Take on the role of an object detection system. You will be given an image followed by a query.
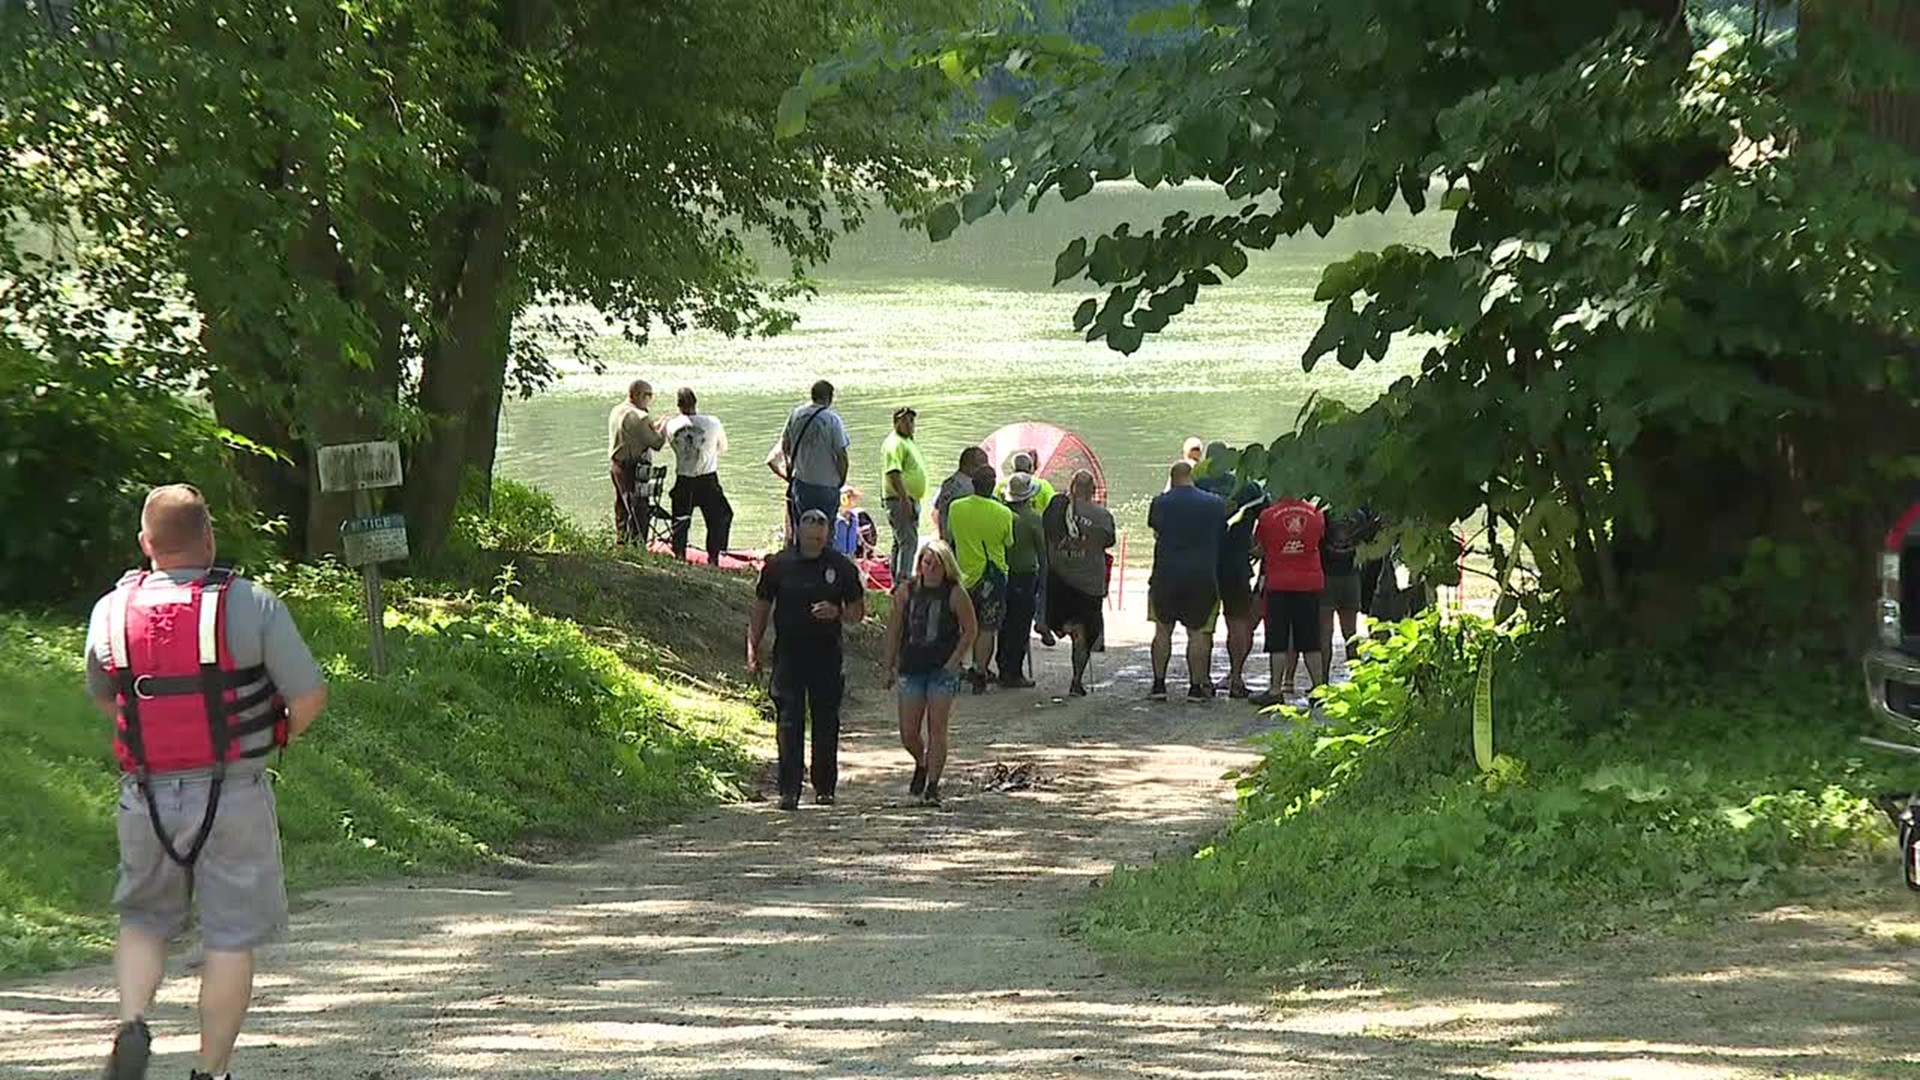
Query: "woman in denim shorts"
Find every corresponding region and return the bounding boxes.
[884,539,978,806]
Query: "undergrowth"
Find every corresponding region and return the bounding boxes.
[0,556,757,976]
[1078,612,1900,984]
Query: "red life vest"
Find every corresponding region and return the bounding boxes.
[104,566,289,776]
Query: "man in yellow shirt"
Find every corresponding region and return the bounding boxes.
[880,407,928,586]
[945,468,1013,694]
[607,379,665,544]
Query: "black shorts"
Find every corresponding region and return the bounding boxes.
[1045,573,1106,650]
[1149,577,1220,632]
[1264,591,1321,654]
[1219,570,1256,621]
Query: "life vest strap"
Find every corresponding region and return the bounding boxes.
[124,664,271,700]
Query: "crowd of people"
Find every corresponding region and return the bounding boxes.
[610,378,1409,810]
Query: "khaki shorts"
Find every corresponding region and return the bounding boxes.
[115,771,289,951]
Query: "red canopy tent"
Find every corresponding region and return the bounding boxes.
[979,422,1107,503]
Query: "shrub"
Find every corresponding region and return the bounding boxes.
[1078,612,1896,982]
[0,343,266,604]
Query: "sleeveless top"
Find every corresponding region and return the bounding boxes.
[900,581,963,675]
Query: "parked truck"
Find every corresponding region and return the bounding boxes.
[1866,502,1920,890]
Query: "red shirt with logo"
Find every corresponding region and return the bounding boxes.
[1254,499,1327,593]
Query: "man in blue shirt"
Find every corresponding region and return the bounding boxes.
[1198,442,1269,699]
[1146,460,1227,700]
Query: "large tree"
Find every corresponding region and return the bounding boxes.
[0,0,977,559]
[790,0,1920,645]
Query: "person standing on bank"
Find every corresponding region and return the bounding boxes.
[935,445,989,543]
[1043,470,1116,697]
[782,379,851,531]
[89,485,328,1080]
[1146,460,1228,701]
[1198,442,1270,700]
[996,472,1047,689]
[880,406,928,587]
[945,467,1014,694]
[663,387,734,566]
[747,508,866,810]
[883,539,978,807]
[1250,489,1327,708]
[608,379,665,544]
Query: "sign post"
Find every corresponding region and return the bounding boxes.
[319,441,406,676]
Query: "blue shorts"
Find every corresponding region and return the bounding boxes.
[898,668,962,702]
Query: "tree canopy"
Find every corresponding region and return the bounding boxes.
[787,0,1920,645]
[0,0,984,561]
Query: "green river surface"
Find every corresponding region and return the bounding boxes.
[497,184,1450,555]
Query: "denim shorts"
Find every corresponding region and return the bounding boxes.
[898,668,962,701]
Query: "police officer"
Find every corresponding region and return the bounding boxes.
[746,507,865,809]
[88,485,328,1080]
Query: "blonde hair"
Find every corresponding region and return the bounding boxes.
[914,539,962,587]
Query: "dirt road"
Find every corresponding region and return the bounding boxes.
[5,607,1916,1079]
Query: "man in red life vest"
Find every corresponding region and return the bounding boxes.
[86,485,328,1080]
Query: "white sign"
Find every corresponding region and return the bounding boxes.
[340,514,409,566]
[318,441,403,493]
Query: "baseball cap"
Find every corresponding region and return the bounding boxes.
[893,406,917,420]
[798,508,831,525]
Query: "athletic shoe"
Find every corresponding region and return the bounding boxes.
[778,794,800,811]
[922,782,942,807]
[1068,681,1088,697]
[102,1019,150,1080]
[909,766,927,796]
[1248,690,1286,708]
[1187,682,1215,700]
[1148,680,1168,701]
[1228,681,1251,700]
[999,674,1036,689]
[815,793,836,806]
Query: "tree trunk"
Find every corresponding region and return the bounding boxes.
[461,306,514,508]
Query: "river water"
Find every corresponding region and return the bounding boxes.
[496,184,1448,554]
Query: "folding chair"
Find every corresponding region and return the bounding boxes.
[641,464,675,548]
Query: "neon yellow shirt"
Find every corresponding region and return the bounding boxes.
[946,494,1014,587]
[880,433,928,502]
[996,476,1057,513]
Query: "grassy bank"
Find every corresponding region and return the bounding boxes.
[0,542,766,976]
[1078,613,1907,986]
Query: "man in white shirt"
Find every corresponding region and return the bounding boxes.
[662,387,734,565]
[782,379,851,537]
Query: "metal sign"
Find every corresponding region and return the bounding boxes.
[318,441,404,493]
[340,514,409,567]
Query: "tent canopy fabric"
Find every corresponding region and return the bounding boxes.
[979,422,1107,504]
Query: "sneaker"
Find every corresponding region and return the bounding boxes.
[1148,680,1168,702]
[1248,690,1286,708]
[922,782,942,807]
[1187,683,1215,700]
[102,1019,150,1080]
[909,765,927,796]
[815,793,836,806]
[1228,681,1251,700]
[999,674,1036,689]
[1068,681,1088,697]
[778,793,800,812]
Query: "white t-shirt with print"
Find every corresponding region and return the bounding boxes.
[663,413,728,477]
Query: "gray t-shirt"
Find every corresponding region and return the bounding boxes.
[87,568,325,776]
[1044,498,1117,597]
[782,403,850,488]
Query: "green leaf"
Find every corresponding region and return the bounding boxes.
[1217,246,1249,279]
[986,95,1019,126]
[1072,297,1099,330]
[1132,143,1167,188]
[773,86,809,141]
[1054,238,1089,285]
[937,50,970,86]
[961,190,998,224]
[926,203,961,243]
[1058,168,1095,201]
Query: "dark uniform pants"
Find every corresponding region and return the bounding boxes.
[670,472,734,562]
[998,570,1039,678]
[772,648,843,799]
